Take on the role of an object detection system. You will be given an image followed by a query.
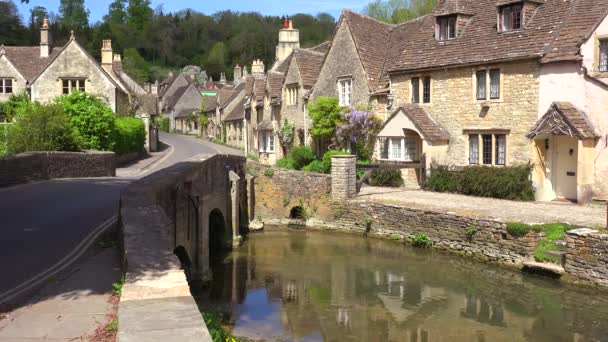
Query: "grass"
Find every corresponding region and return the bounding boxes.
[112,275,125,295]
[106,320,118,331]
[203,312,241,342]
[507,222,575,264]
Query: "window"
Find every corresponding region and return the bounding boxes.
[62,79,86,94]
[338,78,352,106]
[500,4,523,32]
[422,76,431,103]
[286,85,298,105]
[0,79,13,94]
[468,133,507,165]
[411,77,420,103]
[259,131,275,153]
[437,16,457,41]
[600,39,608,72]
[381,137,418,162]
[475,69,501,100]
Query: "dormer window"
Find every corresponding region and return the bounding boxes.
[436,15,457,41]
[500,3,523,31]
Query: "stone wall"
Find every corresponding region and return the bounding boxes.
[334,200,541,264]
[564,228,608,287]
[0,151,115,187]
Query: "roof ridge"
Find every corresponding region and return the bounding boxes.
[295,48,325,56]
[344,8,396,27]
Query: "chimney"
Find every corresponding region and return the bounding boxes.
[243,66,249,78]
[220,72,226,84]
[40,17,51,58]
[251,59,265,75]
[275,18,300,65]
[234,64,242,83]
[101,40,113,73]
[151,80,159,95]
[112,54,123,74]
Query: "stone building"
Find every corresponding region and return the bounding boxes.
[0,18,154,116]
[161,81,203,134]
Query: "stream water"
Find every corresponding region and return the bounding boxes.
[195,227,608,342]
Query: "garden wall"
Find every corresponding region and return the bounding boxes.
[564,229,608,287]
[0,151,115,187]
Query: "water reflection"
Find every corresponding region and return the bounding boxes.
[194,228,608,342]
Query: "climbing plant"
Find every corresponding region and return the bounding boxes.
[277,119,295,155]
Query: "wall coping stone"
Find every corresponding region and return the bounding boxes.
[567,228,601,237]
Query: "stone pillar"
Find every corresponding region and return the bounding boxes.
[246,174,255,222]
[331,155,357,201]
[229,171,243,247]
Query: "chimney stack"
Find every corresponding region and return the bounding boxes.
[40,17,51,58]
[243,66,249,78]
[275,18,300,66]
[101,40,113,73]
[234,64,242,83]
[251,59,265,75]
[112,54,123,74]
[220,72,226,84]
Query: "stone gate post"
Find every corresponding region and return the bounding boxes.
[229,171,243,247]
[331,155,357,201]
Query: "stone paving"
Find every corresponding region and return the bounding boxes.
[357,186,607,228]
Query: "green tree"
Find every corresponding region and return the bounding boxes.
[364,0,435,24]
[123,48,151,83]
[307,97,344,141]
[105,0,127,25]
[127,0,153,31]
[0,1,27,45]
[59,0,90,31]
[29,6,48,28]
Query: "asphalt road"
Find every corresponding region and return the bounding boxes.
[0,133,224,296]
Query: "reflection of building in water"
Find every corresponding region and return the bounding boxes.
[461,294,506,327]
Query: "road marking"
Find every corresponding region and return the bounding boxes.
[0,215,118,308]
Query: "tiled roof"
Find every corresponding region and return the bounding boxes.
[274,53,294,74]
[267,71,284,100]
[203,95,217,112]
[342,10,392,91]
[528,102,599,139]
[384,105,450,142]
[224,98,246,121]
[308,41,331,54]
[254,76,266,101]
[293,49,325,88]
[385,0,608,73]
[175,108,198,119]
[245,75,255,97]
[257,119,273,130]
[165,85,189,110]
[0,46,62,82]
[137,94,159,115]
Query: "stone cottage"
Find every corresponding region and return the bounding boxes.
[161,81,203,134]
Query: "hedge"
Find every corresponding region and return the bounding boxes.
[368,168,404,187]
[114,117,145,155]
[159,117,170,133]
[424,165,535,201]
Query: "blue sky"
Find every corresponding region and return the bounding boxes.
[16,0,369,23]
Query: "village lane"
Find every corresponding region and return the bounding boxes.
[0,133,240,302]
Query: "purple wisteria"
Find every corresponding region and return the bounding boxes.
[336,107,382,158]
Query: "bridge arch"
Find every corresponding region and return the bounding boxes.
[209,208,229,261]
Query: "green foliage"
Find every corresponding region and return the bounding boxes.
[202,312,240,342]
[0,92,30,123]
[424,165,535,201]
[114,116,145,155]
[506,222,534,237]
[277,119,295,154]
[56,92,117,151]
[302,160,325,173]
[112,275,125,295]
[466,226,477,241]
[276,157,296,169]
[6,102,81,155]
[264,168,274,177]
[290,146,316,170]
[247,153,259,162]
[107,320,118,331]
[368,168,404,187]
[364,0,436,24]
[59,0,90,31]
[159,117,170,133]
[321,150,349,173]
[123,48,150,84]
[307,97,344,140]
[412,233,432,248]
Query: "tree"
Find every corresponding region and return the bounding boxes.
[59,0,89,31]
[105,0,127,25]
[0,1,27,45]
[364,0,435,24]
[127,0,153,31]
[29,6,48,28]
[307,97,344,141]
[123,48,151,83]
[181,65,208,85]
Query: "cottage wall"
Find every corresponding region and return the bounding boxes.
[0,55,27,103]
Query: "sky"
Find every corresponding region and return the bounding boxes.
[15,0,370,23]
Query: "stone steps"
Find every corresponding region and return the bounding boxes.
[522,261,565,278]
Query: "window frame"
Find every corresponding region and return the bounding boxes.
[0,78,13,94]
[436,15,457,41]
[259,131,275,153]
[61,78,86,95]
[380,136,419,162]
[411,77,420,103]
[467,132,508,166]
[599,38,608,72]
[338,78,353,107]
[500,3,523,32]
[286,84,299,106]
[473,68,502,102]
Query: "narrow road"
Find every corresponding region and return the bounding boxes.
[0,133,237,298]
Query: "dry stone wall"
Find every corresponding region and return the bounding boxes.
[565,229,608,287]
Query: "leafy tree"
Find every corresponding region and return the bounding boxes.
[0,92,31,123]
[123,48,150,83]
[59,0,89,31]
[0,0,27,45]
[307,97,344,141]
[105,0,127,25]
[364,0,435,24]
[182,65,208,85]
[127,0,153,31]
[29,6,48,28]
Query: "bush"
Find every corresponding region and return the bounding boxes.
[290,145,316,170]
[114,117,145,155]
[264,168,274,177]
[0,92,30,122]
[320,150,349,174]
[412,233,432,248]
[276,157,296,170]
[302,160,325,173]
[6,102,81,155]
[56,92,117,151]
[159,117,170,133]
[202,312,240,342]
[368,168,404,187]
[424,165,535,201]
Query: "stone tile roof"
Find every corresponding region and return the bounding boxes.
[384,105,450,142]
[267,71,284,100]
[254,76,266,102]
[0,46,62,82]
[293,49,325,88]
[528,102,599,139]
[219,81,245,109]
[274,54,294,74]
[165,85,189,111]
[224,98,245,122]
[137,94,159,115]
[308,41,331,54]
[203,95,217,113]
[342,10,393,91]
[257,119,273,130]
[385,0,608,73]
[175,108,198,119]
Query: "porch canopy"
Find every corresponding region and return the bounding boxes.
[379,104,450,142]
[527,102,599,140]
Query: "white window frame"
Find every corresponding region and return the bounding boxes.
[259,131,275,153]
[599,39,608,72]
[436,15,457,41]
[286,84,298,106]
[338,78,352,106]
[467,133,507,166]
[0,78,13,94]
[473,68,502,101]
[381,137,418,162]
[61,78,86,94]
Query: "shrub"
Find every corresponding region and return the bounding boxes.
[114,117,145,155]
[0,92,30,122]
[412,233,432,248]
[368,168,404,187]
[506,222,534,237]
[290,145,316,170]
[202,312,240,342]
[321,150,349,174]
[264,168,274,177]
[276,157,296,170]
[159,117,170,133]
[56,91,117,151]
[424,165,535,201]
[466,226,477,241]
[6,102,81,155]
[302,160,325,173]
